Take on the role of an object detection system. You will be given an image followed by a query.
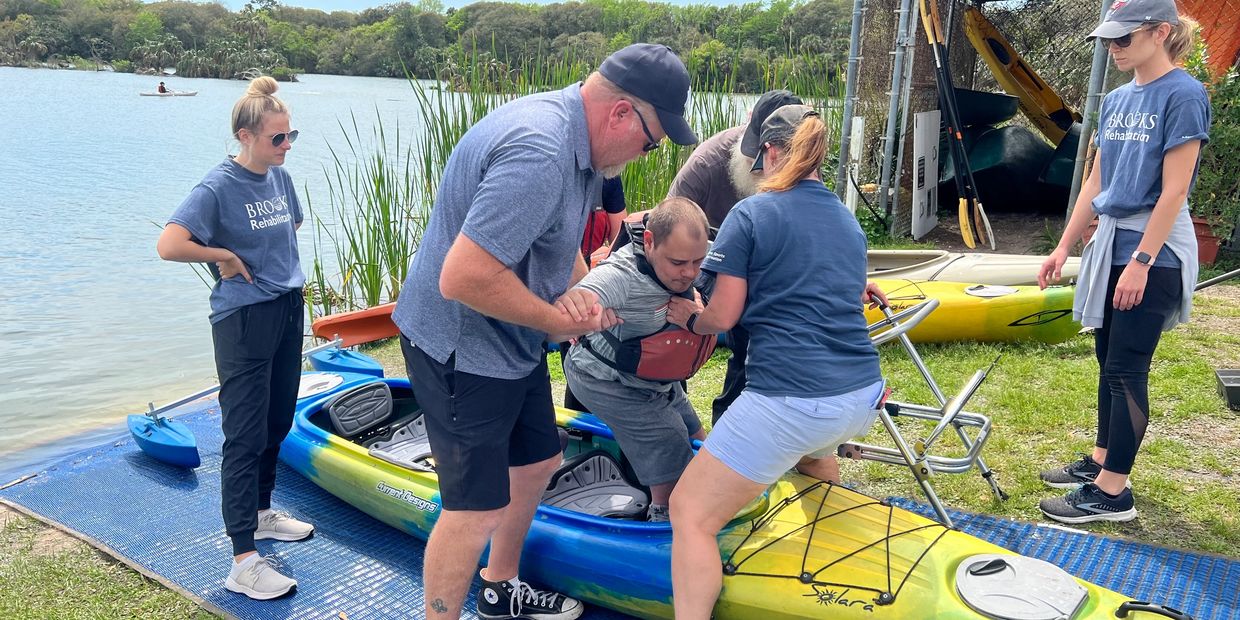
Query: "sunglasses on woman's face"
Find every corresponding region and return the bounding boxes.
[1101,27,1149,49]
[267,129,299,147]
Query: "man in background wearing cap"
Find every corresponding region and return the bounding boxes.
[666,90,804,429]
[391,43,695,620]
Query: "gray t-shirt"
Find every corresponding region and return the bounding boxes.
[666,126,745,229]
[168,158,304,323]
[1093,69,1211,267]
[568,244,681,392]
[392,84,600,379]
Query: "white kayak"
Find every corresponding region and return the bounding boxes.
[139,91,198,97]
[868,249,1079,286]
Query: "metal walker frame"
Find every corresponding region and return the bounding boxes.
[839,299,1007,527]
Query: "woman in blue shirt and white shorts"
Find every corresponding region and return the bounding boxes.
[664,104,886,618]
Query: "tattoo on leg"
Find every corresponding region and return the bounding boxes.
[431,599,448,614]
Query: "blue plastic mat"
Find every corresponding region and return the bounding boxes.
[3,402,1237,620]
[0,403,631,620]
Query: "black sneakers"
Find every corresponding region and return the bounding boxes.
[477,574,584,620]
[1039,454,1103,489]
[1039,483,1138,524]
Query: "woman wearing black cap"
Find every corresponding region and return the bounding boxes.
[1037,0,1210,524]
[663,105,887,617]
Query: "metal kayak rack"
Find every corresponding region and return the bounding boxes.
[840,299,1006,528]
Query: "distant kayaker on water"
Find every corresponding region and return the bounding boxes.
[390,43,696,620]
[664,105,888,618]
[1037,0,1210,525]
[156,76,311,601]
[561,197,712,523]
[157,81,168,93]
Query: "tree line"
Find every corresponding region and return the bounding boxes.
[0,0,853,90]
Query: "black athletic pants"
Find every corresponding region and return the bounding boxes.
[1094,265,1182,476]
[711,324,749,424]
[212,289,304,556]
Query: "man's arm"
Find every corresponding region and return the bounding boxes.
[439,233,609,337]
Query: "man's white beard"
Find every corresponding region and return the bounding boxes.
[727,138,761,199]
[599,164,626,179]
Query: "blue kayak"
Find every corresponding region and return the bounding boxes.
[127,414,200,468]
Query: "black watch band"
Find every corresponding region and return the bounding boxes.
[685,313,700,335]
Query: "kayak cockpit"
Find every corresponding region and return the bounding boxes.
[305,378,769,524]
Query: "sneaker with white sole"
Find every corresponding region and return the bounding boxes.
[225,555,297,600]
[254,509,314,542]
[1039,454,1103,489]
[477,573,584,620]
[1040,455,1132,490]
[1039,483,1137,524]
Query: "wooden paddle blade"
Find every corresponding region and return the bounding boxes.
[958,197,977,249]
[974,200,996,250]
[917,0,938,45]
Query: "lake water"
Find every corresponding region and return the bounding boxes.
[0,67,434,474]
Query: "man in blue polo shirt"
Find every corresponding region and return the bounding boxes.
[392,44,696,620]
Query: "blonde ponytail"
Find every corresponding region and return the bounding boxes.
[758,116,828,193]
[1165,15,1200,65]
[231,76,289,138]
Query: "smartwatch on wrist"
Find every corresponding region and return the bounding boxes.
[1131,250,1155,267]
[685,312,700,335]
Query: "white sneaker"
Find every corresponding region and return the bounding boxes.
[254,509,314,542]
[225,555,297,600]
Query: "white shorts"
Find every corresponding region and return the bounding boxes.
[704,380,885,485]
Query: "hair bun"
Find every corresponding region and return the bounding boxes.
[246,76,279,97]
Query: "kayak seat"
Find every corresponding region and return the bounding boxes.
[542,450,649,519]
[327,381,393,440]
[367,413,434,472]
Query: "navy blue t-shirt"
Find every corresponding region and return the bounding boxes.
[169,158,305,323]
[1093,69,1211,267]
[703,180,880,398]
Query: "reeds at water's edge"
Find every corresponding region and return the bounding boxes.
[306,48,846,319]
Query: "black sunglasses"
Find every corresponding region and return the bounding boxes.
[1101,27,1150,49]
[268,129,299,147]
[628,103,661,152]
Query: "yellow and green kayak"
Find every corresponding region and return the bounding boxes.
[281,372,1175,619]
[867,279,1080,344]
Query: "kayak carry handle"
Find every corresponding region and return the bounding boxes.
[1115,601,1194,620]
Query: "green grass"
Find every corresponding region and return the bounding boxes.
[0,510,217,619]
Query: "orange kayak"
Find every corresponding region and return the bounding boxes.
[311,302,397,347]
[1180,0,1240,79]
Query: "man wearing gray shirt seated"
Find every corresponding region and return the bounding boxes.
[561,198,712,522]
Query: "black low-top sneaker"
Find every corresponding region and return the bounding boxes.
[1040,483,1137,524]
[1039,454,1103,489]
[477,574,584,620]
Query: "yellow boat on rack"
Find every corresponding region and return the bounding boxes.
[963,7,1081,144]
[866,279,1079,344]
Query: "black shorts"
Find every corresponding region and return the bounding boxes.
[401,336,561,511]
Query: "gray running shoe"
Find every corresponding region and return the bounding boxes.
[1039,483,1137,524]
[1039,454,1102,489]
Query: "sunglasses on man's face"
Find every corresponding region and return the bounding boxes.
[1101,27,1150,49]
[267,129,299,147]
[628,103,661,152]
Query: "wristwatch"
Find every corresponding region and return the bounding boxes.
[1131,250,1156,266]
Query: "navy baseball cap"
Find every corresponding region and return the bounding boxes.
[739,90,803,158]
[1088,0,1180,40]
[750,105,820,172]
[598,44,697,146]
